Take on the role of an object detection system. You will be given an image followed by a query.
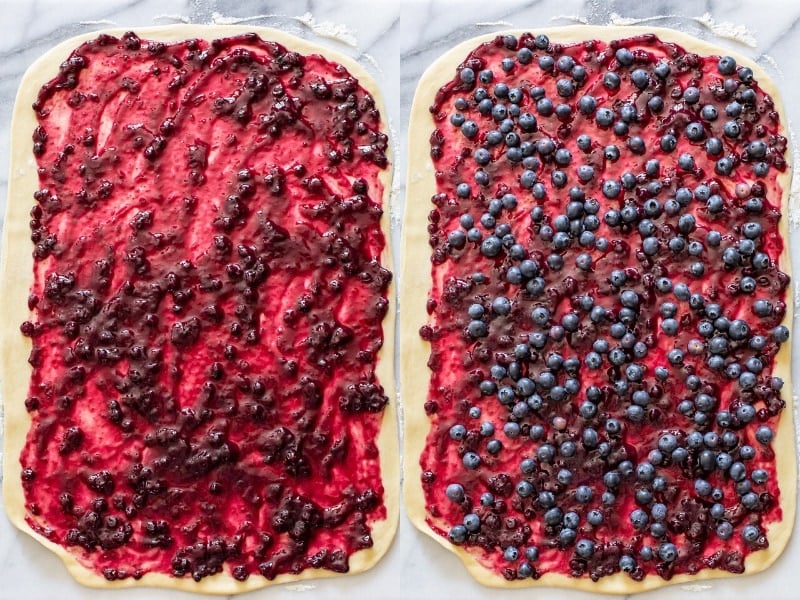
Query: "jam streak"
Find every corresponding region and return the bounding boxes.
[420,33,789,582]
[22,31,391,583]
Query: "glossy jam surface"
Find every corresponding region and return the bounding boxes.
[420,33,789,582]
[22,32,391,582]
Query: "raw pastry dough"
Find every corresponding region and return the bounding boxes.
[402,25,793,593]
[1,25,397,594]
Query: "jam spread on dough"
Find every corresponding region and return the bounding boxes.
[21,31,391,582]
[420,33,790,582]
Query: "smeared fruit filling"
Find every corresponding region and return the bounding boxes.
[420,32,790,582]
[20,31,391,582]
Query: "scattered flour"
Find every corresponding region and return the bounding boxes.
[550,12,758,48]
[607,12,675,26]
[475,21,515,27]
[693,12,757,47]
[787,121,800,230]
[78,19,116,26]
[293,12,358,47]
[681,583,713,592]
[209,12,279,26]
[550,15,589,25]
[361,52,382,72]
[794,280,800,310]
[285,583,316,592]
[152,14,190,24]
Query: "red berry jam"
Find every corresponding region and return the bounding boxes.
[21,31,391,583]
[418,32,790,583]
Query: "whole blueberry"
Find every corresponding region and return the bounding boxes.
[462,452,481,469]
[705,137,723,155]
[575,485,593,503]
[742,524,760,544]
[774,325,790,343]
[630,508,649,530]
[445,483,465,502]
[449,525,467,543]
[596,107,615,127]
[658,542,678,562]
[461,120,479,139]
[576,539,595,558]
[755,425,774,444]
[685,121,705,141]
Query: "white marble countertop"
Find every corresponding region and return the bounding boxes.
[2,0,800,598]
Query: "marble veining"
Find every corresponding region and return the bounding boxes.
[2,0,800,599]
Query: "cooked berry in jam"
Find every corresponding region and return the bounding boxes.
[22,31,391,582]
[420,32,789,582]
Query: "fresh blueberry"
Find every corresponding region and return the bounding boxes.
[480,236,503,257]
[459,68,476,85]
[658,542,678,562]
[449,524,467,543]
[575,539,595,558]
[685,121,705,141]
[605,418,622,435]
[683,86,700,104]
[631,68,649,89]
[536,97,554,117]
[678,153,695,171]
[650,95,665,114]
[742,524,760,544]
[747,140,768,160]
[630,508,649,530]
[445,483,465,502]
[486,439,502,454]
[620,554,637,572]
[738,66,754,83]
[774,325,790,343]
[755,425,774,444]
[701,104,719,121]
[461,120,479,139]
[462,452,481,470]
[628,136,646,154]
[723,120,741,138]
[615,47,634,65]
[667,348,684,365]
[705,136,723,155]
[449,424,467,441]
[654,60,671,78]
[718,55,737,75]
[596,107,615,127]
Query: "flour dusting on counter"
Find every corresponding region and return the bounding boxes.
[361,52,381,72]
[78,19,116,26]
[550,11,758,48]
[294,12,358,47]
[153,14,190,24]
[285,583,316,592]
[694,12,757,47]
[794,280,800,309]
[550,15,589,24]
[681,583,713,592]
[475,21,515,27]
[607,13,674,25]
[210,12,278,25]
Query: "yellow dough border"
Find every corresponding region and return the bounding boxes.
[1,25,398,595]
[401,25,794,594]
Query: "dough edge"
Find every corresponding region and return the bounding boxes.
[0,24,399,595]
[401,24,795,594]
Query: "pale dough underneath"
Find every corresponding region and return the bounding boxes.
[401,25,794,594]
[0,25,398,595]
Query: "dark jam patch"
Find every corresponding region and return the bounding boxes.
[22,31,391,582]
[421,32,789,582]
